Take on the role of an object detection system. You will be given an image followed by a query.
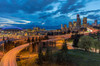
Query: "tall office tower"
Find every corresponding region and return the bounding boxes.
[64,24,67,31]
[61,24,63,30]
[73,21,77,27]
[94,20,97,26]
[77,14,81,28]
[92,20,98,26]
[73,21,77,30]
[64,24,67,29]
[83,17,87,28]
[69,22,73,30]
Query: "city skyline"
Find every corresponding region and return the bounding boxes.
[0,1,100,66]
[0,0,100,29]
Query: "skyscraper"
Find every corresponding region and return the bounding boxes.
[83,17,87,28]
[76,14,81,28]
[61,24,63,30]
[69,22,73,30]
[94,20,98,26]
[73,21,77,27]
[61,24,67,31]
[72,21,77,30]
[64,24,67,29]
[92,20,98,26]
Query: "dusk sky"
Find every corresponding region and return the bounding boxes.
[0,0,100,29]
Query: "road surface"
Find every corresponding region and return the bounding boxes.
[0,28,99,66]
[0,43,29,66]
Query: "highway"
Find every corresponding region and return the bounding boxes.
[0,43,29,66]
[0,27,99,66]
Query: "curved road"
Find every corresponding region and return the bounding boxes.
[0,43,29,66]
[0,28,99,66]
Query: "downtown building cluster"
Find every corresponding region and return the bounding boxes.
[61,14,98,32]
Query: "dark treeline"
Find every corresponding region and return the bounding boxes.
[36,40,75,66]
[4,38,15,52]
[27,35,49,53]
[71,33,84,47]
[72,31,100,53]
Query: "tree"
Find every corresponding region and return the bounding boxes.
[53,41,56,47]
[29,43,33,53]
[89,33,92,37]
[57,40,69,64]
[27,37,30,43]
[45,46,52,62]
[35,37,38,42]
[4,41,7,51]
[61,39,68,52]
[89,33,96,39]
[4,40,14,51]
[92,39,100,53]
[78,36,93,51]
[92,40,99,52]
[38,46,43,64]
[32,42,37,52]
[32,43,35,52]
[73,33,80,47]
[97,32,100,41]
[39,37,41,42]
[98,41,100,53]
[3,36,5,41]
[32,37,34,42]
[45,35,48,39]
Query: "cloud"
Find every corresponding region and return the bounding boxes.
[42,22,45,25]
[0,0,100,29]
[0,0,57,13]
[79,10,100,15]
[87,15,100,20]
[0,17,31,25]
[0,24,12,27]
[59,0,83,13]
[79,0,100,11]
[20,20,31,24]
[45,2,61,13]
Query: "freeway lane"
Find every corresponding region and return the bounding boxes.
[0,28,99,66]
[0,43,29,66]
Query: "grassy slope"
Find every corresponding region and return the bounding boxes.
[68,49,100,66]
